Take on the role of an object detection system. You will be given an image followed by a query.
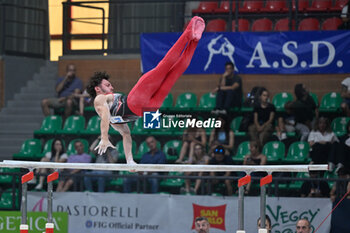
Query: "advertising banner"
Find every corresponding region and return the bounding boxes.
[0,211,68,233]
[28,192,331,233]
[141,31,350,75]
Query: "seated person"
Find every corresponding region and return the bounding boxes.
[330,167,350,202]
[300,171,330,198]
[183,143,210,194]
[84,136,118,192]
[341,76,350,117]
[209,115,234,156]
[257,215,272,233]
[308,117,338,169]
[176,126,206,164]
[209,145,234,196]
[336,121,350,172]
[248,88,275,147]
[35,139,68,190]
[123,136,166,193]
[243,141,267,194]
[56,140,91,192]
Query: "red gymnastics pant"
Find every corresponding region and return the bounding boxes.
[127,27,199,116]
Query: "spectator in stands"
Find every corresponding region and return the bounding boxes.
[341,76,350,117]
[296,219,311,233]
[74,89,91,116]
[194,216,210,233]
[339,1,350,30]
[335,121,350,173]
[330,167,350,202]
[300,171,330,198]
[248,87,275,147]
[34,139,67,190]
[211,62,242,114]
[209,145,234,196]
[209,115,234,156]
[183,143,210,194]
[56,140,91,192]
[308,117,339,169]
[291,84,317,141]
[176,126,206,164]
[257,215,272,233]
[41,64,83,119]
[243,141,267,194]
[276,101,294,141]
[123,136,166,193]
[84,136,118,192]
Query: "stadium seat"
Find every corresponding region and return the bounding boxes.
[205,19,227,32]
[0,189,19,209]
[57,115,85,135]
[163,140,182,163]
[232,19,250,31]
[308,0,332,11]
[135,140,161,162]
[34,115,62,137]
[272,92,294,111]
[240,0,264,12]
[0,168,20,184]
[174,92,198,110]
[262,141,285,163]
[41,139,58,158]
[298,18,320,31]
[309,92,319,106]
[262,0,288,12]
[319,92,342,112]
[131,118,148,135]
[214,1,236,13]
[13,139,42,161]
[192,1,219,14]
[81,115,101,136]
[230,116,247,136]
[275,18,296,31]
[251,18,273,32]
[331,0,349,11]
[322,17,343,30]
[160,93,173,110]
[292,0,309,11]
[331,117,350,137]
[160,171,185,192]
[283,141,309,164]
[116,140,137,161]
[66,138,90,156]
[288,172,309,191]
[233,141,250,163]
[198,92,216,110]
[324,170,337,187]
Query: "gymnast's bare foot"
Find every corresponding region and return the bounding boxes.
[191,16,205,41]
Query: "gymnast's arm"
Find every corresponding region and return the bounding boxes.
[94,95,115,155]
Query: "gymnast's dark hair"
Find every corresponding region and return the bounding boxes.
[86,71,110,99]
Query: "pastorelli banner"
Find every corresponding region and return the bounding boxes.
[28,192,332,233]
[140,31,350,75]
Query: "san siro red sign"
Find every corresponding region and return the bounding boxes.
[192,203,227,231]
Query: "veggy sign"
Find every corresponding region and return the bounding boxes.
[0,211,68,233]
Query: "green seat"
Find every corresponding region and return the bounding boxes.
[233,141,250,163]
[230,116,246,136]
[262,141,285,164]
[0,168,20,184]
[116,140,137,162]
[160,172,185,191]
[13,139,42,161]
[283,141,309,164]
[135,140,161,162]
[324,170,337,188]
[160,93,173,110]
[34,115,62,137]
[131,118,148,135]
[289,172,309,191]
[174,92,197,110]
[66,138,90,156]
[309,92,319,106]
[331,117,350,137]
[197,92,216,110]
[163,140,182,163]
[57,115,85,135]
[108,171,133,188]
[272,92,293,112]
[81,116,100,136]
[0,189,19,209]
[319,92,342,113]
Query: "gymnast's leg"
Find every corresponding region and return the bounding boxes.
[127,16,205,116]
